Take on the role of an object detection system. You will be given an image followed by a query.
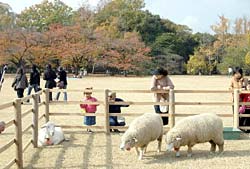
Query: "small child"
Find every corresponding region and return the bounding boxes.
[80,87,99,133]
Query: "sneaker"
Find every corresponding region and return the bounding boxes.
[87,129,93,133]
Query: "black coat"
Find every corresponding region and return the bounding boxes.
[58,70,67,85]
[43,68,57,89]
[29,70,40,85]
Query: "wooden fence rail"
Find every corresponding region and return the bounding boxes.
[0,88,249,169]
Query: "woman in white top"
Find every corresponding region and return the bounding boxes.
[150,67,174,125]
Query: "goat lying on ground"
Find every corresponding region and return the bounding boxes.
[38,121,65,146]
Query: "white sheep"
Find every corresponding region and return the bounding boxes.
[166,113,224,157]
[120,113,163,160]
[38,121,65,146]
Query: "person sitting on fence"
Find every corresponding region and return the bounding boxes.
[239,81,250,133]
[108,91,129,133]
[80,87,99,133]
[0,121,5,134]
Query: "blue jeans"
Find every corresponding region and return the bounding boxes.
[27,84,41,102]
[109,117,125,126]
[55,85,67,101]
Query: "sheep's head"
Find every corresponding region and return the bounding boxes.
[41,122,56,145]
[166,130,182,151]
[120,137,138,151]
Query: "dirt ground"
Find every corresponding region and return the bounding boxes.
[1,75,250,169]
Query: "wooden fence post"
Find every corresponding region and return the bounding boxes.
[44,89,50,122]
[104,89,110,134]
[169,89,175,128]
[14,98,23,169]
[233,89,240,128]
[32,94,39,148]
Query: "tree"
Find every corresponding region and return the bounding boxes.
[151,32,198,62]
[0,2,16,30]
[44,24,97,74]
[193,33,216,47]
[104,32,151,75]
[187,54,207,75]
[17,0,74,31]
[217,47,246,74]
[0,29,41,67]
[134,10,166,44]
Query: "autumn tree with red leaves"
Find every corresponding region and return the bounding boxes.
[104,32,151,75]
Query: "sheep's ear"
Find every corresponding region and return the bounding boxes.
[133,137,138,143]
[176,137,182,141]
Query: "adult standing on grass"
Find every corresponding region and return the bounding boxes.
[150,67,174,125]
[43,64,57,101]
[11,67,28,98]
[55,66,68,101]
[27,64,41,102]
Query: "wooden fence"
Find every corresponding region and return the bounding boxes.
[0,88,250,169]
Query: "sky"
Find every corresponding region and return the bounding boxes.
[1,0,250,34]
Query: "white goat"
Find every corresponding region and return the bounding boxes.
[38,121,65,146]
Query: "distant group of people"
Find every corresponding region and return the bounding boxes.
[11,64,68,101]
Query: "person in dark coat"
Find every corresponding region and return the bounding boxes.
[108,91,129,132]
[43,64,57,101]
[55,66,68,101]
[27,64,41,102]
[11,67,28,98]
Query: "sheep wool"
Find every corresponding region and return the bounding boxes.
[120,113,163,160]
[166,113,224,157]
[38,121,65,146]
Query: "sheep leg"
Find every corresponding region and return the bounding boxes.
[175,150,180,157]
[209,140,216,153]
[138,147,144,160]
[135,147,139,156]
[187,146,192,157]
[144,145,147,154]
[214,138,224,153]
[157,135,162,153]
[217,143,224,153]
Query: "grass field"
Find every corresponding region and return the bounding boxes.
[0,75,250,169]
